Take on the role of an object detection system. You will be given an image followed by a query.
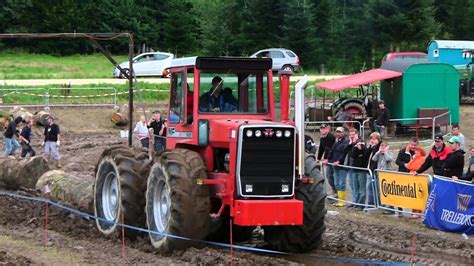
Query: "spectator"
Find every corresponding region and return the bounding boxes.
[305,135,317,154]
[148,110,166,152]
[42,116,61,168]
[350,139,369,210]
[443,136,465,179]
[329,106,352,128]
[394,138,425,217]
[406,147,427,173]
[346,127,359,207]
[374,100,390,139]
[317,124,336,195]
[373,142,398,215]
[416,134,452,175]
[134,115,150,150]
[462,146,474,182]
[324,127,349,207]
[20,119,36,158]
[372,142,393,171]
[366,132,382,207]
[396,137,424,173]
[3,116,23,158]
[451,124,466,151]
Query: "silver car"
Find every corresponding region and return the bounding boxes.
[250,48,300,72]
[113,52,174,78]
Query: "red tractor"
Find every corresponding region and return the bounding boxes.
[93,57,326,253]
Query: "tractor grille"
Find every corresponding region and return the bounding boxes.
[236,126,295,197]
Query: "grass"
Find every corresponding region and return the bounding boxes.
[0,52,345,79]
[0,52,128,79]
[1,82,170,105]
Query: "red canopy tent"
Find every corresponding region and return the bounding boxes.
[316,69,402,91]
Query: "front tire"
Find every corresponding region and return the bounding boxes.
[145,149,210,253]
[263,155,326,253]
[120,68,130,79]
[94,146,152,236]
[281,65,295,72]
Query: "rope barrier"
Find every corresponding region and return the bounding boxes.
[0,191,405,265]
[4,89,168,99]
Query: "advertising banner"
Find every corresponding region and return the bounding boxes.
[424,176,474,235]
[377,171,430,210]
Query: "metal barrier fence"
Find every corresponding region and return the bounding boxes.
[360,112,452,141]
[1,87,118,108]
[320,162,439,217]
[321,162,377,211]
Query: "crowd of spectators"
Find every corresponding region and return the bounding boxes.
[314,123,472,216]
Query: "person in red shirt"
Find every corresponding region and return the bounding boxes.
[416,134,452,175]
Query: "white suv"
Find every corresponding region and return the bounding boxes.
[113,52,174,78]
[250,48,300,72]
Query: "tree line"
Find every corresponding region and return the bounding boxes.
[1,0,474,73]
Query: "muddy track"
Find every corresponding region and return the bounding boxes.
[2,105,474,265]
[316,209,474,265]
[0,196,299,265]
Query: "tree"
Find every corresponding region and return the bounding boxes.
[161,0,197,56]
[282,0,318,68]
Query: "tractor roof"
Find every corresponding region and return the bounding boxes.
[170,57,272,71]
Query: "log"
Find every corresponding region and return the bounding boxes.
[111,103,129,127]
[36,170,94,212]
[0,156,50,190]
[10,106,33,121]
[0,111,11,129]
[33,110,51,126]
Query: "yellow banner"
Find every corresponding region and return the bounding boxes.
[377,171,430,210]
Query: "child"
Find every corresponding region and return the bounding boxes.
[372,142,393,170]
[406,146,427,173]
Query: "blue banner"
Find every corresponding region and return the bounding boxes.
[424,176,474,235]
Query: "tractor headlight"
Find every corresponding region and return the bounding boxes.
[276,130,283,138]
[246,129,253,137]
[284,130,291,138]
[255,130,262,137]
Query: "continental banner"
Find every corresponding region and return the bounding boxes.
[424,176,474,235]
[376,171,430,210]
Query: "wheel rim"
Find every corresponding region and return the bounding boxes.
[153,179,169,233]
[283,66,293,71]
[102,172,119,221]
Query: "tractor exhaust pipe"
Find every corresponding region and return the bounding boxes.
[278,69,293,122]
[295,76,308,179]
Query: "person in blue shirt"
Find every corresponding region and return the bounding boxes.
[199,76,238,112]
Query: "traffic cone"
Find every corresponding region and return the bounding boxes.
[335,191,346,207]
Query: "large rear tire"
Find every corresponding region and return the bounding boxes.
[94,145,152,236]
[145,148,210,253]
[263,155,326,253]
[340,101,367,119]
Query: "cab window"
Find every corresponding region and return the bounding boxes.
[169,72,185,123]
[198,72,269,114]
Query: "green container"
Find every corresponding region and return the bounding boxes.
[381,63,459,125]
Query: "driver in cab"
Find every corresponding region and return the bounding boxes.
[199,76,238,112]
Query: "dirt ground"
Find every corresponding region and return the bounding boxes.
[0,105,474,265]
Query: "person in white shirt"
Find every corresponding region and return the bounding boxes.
[134,115,150,150]
[452,124,466,151]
